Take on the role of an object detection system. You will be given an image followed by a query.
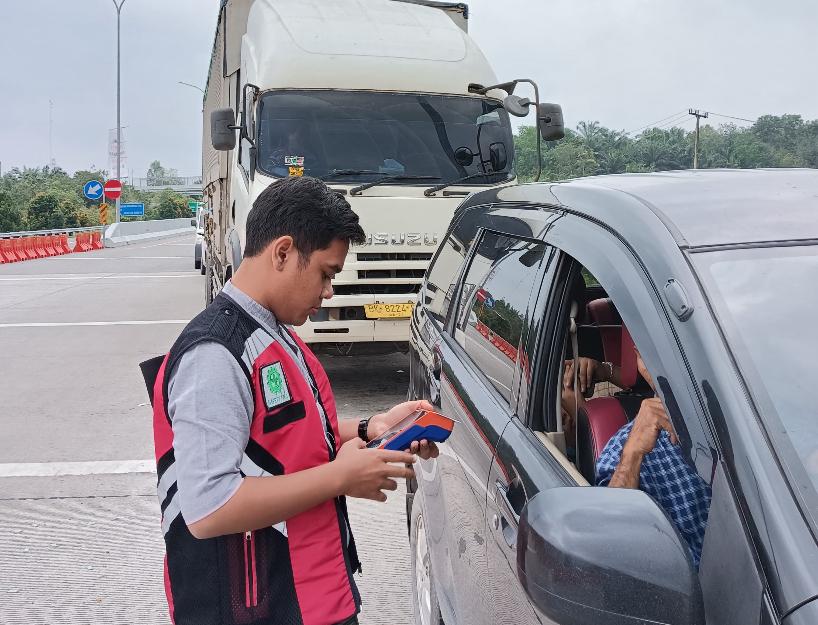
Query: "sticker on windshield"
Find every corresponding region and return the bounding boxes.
[285,156,305,167]
[289,166,305,177]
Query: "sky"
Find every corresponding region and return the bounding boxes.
[1,0,816,179]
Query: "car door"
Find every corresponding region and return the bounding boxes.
[439,227,554,624]
[485,214,724,624]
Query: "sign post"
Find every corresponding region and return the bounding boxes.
[188,200,204,214]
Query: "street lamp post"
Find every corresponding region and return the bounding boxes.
[113,0,125,223]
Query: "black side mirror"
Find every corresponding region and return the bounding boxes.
[190,218,197,227]
[518,487,704,625]
[538,103,565,141]
[454,146,475,167]
[488,142,508,172]
[211,108,238,151]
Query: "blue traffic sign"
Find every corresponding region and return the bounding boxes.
[83,180,104,201]
[120,203,145,217]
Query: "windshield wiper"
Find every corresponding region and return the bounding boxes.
[423,171,511,197]
[321,169,385,180]
[349,175,440,196]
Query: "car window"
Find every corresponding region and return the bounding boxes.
[424,234,468,325]
[455,230,549,404]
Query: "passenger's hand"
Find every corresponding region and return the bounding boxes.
[408,439,439,460]
[624,397,678,456]
[334,439,416,502]
[368,399,434,441]
[563,358,601,393]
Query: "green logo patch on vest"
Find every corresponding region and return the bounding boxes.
[260,362,291,410]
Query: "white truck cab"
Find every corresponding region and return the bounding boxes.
[203,0,523,350]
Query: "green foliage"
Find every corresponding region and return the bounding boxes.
[0,163,193,233]
[513,113,818,182]
[0,191,26,232]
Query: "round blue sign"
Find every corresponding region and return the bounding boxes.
[83,180,104,201]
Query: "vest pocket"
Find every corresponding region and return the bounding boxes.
[243,531,258,608]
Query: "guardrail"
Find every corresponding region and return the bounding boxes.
[0,227,106,263]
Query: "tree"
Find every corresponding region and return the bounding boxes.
[28,192,66,230]
[152,189,189,220]
[147,160,181,186]
[0,191,26,233]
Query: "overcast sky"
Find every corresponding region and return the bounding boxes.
[1,0,816,179]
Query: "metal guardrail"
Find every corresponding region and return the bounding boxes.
[0,226,106,238]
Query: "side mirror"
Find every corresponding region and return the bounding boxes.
[503,94,532,118]
[488,142,508,172]
[211,108,238,151]
[537,103,565,141]
[190,218,197,227]
[454,146,475,167]
[518,487,704,625]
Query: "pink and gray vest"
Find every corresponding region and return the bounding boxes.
[141,293,361,625]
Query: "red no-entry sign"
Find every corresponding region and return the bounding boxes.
[104,179,122,200]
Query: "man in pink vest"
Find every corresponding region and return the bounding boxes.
[142,176,437,625]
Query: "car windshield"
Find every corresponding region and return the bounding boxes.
[694,245,818,517]
[256,90,515,185]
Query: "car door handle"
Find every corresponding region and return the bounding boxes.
[494,481,520,548]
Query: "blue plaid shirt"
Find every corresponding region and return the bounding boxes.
[596,422,712,568]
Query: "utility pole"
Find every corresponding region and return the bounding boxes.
[689,109,709,169]
[49,100,55,167]
[113,0,126,223]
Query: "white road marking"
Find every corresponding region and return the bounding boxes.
[0,320,189,328]
[0,460,156,478]
[0,273,197,282]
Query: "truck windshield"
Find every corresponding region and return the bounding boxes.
[256,91,515,185]
[694,245,818,523]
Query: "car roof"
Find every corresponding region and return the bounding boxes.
[475,168,818,249]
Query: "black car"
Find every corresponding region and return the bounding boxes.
[407,169,818,625]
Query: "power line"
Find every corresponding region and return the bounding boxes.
[708,111,756,124]
[626,110,688,135]
[653,113,693,131]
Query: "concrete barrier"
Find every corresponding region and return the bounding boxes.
[104,218,195,247]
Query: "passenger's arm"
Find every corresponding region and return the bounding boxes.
[606,398,677,490]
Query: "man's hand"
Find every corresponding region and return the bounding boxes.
[368,400,440,460]
[624,397,678,456]
[563,358,605,394]
[334,439,416,502]
[368,400,434,439]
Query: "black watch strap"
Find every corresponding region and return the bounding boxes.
[358,417,371,442]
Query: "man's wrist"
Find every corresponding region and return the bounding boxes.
[358,417,371,442]
[621,444,645,465]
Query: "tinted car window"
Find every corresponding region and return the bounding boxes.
[694,245,818,519]
[425,234,468,325]
[458,231,548,403]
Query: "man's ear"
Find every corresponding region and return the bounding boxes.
[270,236,295,271]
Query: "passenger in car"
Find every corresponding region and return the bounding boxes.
[595,348,712,568]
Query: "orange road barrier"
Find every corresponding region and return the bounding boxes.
[25,237,37,260]
[91,231,104,250]
[59,234,72,254]
[44,236,57,257]
[0,239,15,263]
[34,236,48,258]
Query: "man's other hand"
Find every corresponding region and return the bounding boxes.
[368,399,434,440]
[624,397,678,456]
[334,439,416,502]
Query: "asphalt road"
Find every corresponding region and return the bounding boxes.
[0,235,414,625]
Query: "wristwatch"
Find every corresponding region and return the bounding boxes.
[358,417,371,442]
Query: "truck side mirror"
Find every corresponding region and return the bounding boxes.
[503,94,532,118]
[211,108,238,151]
[488,142,508,172]
[517,487,704,625]
[537,103,565,141]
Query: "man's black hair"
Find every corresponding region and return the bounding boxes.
[244,176,366,260]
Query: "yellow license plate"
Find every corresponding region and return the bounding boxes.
[363,303,414,319]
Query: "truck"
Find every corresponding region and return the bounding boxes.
[202,0,563,351]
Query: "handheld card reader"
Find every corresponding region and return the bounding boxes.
[366,410,455,451]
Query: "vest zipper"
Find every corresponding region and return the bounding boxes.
[243,530,258,608]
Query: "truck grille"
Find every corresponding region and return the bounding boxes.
[358,269,426,280]
[356,252,433,262]
[334,284,421,296]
